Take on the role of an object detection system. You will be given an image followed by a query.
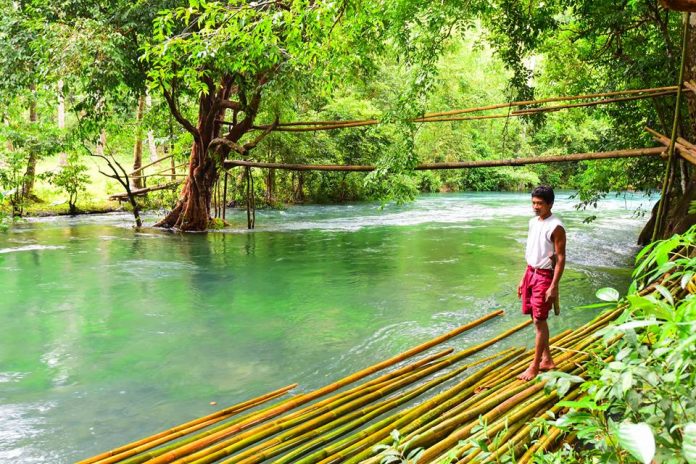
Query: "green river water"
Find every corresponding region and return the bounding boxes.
[0,192,654,463]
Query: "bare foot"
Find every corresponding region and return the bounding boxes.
[539,359,557,372]
[518,365,539,381]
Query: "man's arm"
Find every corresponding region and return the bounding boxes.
[546,226,566,301]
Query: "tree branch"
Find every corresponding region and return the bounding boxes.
[161,83,200,141]
[243,116,278,151]
[220,99,242,111]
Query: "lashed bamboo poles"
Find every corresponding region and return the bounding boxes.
[130,163,188,180]
[223,147,667,173]
[78,384,299,464]
[245,85,691,132]
[168,320,530,464]
[135,311,504,464]
[118,349,456,464]
[269,352,522,464]
[645,126,696,166]
[288,350,525,464]
[357,334,607,464]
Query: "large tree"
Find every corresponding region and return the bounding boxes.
[146,0,486,231]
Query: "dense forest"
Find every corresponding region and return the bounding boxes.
[1,0,694,234]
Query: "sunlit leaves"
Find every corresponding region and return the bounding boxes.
[617,422,656,464]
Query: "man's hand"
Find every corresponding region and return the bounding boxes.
[517,278,524,299]
[545,284,558,302]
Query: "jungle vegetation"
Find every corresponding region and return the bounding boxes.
[0,0,694,234]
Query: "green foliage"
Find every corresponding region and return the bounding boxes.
[373,429,423,464]
[543,226,696,463]
[43,153,90,215]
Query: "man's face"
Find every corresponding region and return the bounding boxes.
[532,196,552,217]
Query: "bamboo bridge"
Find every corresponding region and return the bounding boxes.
[80,264,679,464]
[110,82,696,232]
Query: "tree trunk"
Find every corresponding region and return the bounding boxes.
[146,92,158,162]
[155,77,266,231]
[640,13,696,243]
[154,92,232,231]
[57,79,67,166]
[265,168,275,205]
[22,87,38,201]
[131,95,146,190]
[96,129,107,156]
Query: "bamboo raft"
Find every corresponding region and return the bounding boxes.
[78,297,641,464]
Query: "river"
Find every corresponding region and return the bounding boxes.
[0,191,654,462]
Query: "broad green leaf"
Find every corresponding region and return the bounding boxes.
[684,423,696,464]
[613,320,660,331]
[596,287,619,302]
[617,422,655,464]
[654,284,674,305]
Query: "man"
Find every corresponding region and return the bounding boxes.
[517,186,566,381]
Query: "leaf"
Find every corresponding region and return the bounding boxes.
[684,423,696,464]
[681,272,695,289]
[389,429,400,443]
[617,422,655,464]
[596,287,619,302]
[654,284,674,305]
[613,320,660,331]
[557,398,606,411]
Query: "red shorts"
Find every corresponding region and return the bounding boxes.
[521,265,553,321]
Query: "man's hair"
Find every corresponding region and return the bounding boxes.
[531,185,554,205]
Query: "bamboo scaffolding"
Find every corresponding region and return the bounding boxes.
[244,85,689,131]
[645,126,696,166]
[224,147,666,173]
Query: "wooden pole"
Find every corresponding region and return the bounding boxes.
[653,12,691,241]
[108,181,183,201]
[645,126,696,165]
[222,171,228,222]
[127,154,175,176]
[241,86,692,132]
[224,147,666,173]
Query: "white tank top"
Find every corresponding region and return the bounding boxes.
[525,213,564,269]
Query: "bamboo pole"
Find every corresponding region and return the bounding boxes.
[180,322,527,464]
[220,358,479,464]
[142,311,503,464]
[268,353,519,464]
[109,181,184,200]
[130,163,188,180]
[645,126,696,166]
[117,350,454,464]
[127,154,175,176]
[79,384,298,464]
[186,360,475,464]
[224,147,666,173]
[311,349,528,464]
[652,12,692,241]
[249,86,685,131]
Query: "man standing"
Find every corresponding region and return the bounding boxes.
[517,186,566,381]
